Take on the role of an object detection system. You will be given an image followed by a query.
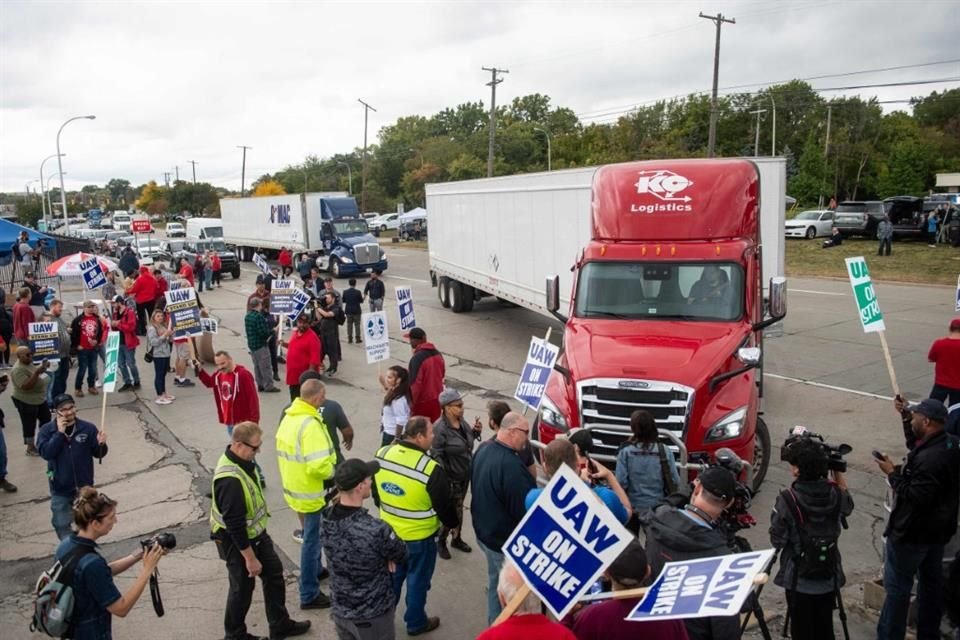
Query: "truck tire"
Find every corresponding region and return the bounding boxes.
[437,277,450,308]
[751,417,771,492]
[331,258,342,278]
[232,268,240,279]
[805,226,817,239]
[449,281,466,313]
[462,284,475,312]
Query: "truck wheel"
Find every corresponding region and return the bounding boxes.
[806,226,817,239]
[232,268,240,279]
[437,277,450,308]
[462,284,475,312]
[331,259,342,278]
[751,417,771,492]
[450,281,466,313]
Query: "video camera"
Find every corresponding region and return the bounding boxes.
[781,426,851,473]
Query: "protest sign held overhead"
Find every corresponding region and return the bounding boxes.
[269,279,296,315]
[80,257,107,290]
[362,311,390,364]
[253,252,271,274]
[503,463,631,619]
[627,549,774,622]
[201,317,219,334]
[845,256,885,333]
[395,285,416,331]
[28,322,59,364]
[514,336,560,410]
[165,287,202,338]
[289,289,311,320]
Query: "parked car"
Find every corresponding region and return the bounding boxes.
[166,222,186,237]
[833,200,886,237]
[784,210,835,239]
[171,239,241,279]
[370,213,400,232]
[399,217,427,240]
[134,237,166,262]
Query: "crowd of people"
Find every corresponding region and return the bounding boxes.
[2,247,958,640]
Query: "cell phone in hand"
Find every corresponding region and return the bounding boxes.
[871,450,886,461]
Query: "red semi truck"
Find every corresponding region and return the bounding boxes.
[426,158,787,489]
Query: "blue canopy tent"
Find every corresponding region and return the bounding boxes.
[0,220,57,266]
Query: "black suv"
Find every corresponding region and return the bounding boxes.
[833,201,886,237]
[172,239,241,279]
[883,196,925,238]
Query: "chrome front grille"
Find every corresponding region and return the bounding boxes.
[353,243,379,265]
[577,378,694,459]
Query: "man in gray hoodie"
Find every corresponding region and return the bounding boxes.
[877,215,894,256]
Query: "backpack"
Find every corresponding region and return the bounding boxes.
[31,545,96,637]
[335,305,346,326]
[783,486,842,584]
[11,242,22,260]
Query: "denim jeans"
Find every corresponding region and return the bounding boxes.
[0,424,7,480]
[877,538,945,640]
[74,350,98,390]
[204,267,213,291]
[477,539,505,625]
[153,357,169,395]
[299,510,325,604]
[392,536,437,632]
[117,346,140,385]
[51,493,74,539]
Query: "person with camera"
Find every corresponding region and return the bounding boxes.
[36,393,108,540]
[769,434,853,640]
[211,421,311,640]
[644,466,740,639]
[875,396,960,640]
[54,486,165,640]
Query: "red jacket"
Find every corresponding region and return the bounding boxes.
[128,267,158,304]
[285,328,322,385]
[409,342,445,422]
[154,275,168,300]
[211,254,222,272]
[13,302,35,341]
[198,365,260,426]
[279,249,292,268]
[112,306,140,349]
[179,264,195,286]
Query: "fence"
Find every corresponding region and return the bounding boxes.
[0,232,97,301]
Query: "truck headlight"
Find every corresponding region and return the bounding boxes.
[340,256,354,264]
[704,406,748,442]
[538,396,570,432]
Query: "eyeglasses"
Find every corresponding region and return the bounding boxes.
[242,441,262,452]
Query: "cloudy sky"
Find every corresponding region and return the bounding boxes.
[1,0,957,194]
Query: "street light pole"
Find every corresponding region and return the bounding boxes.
[533,127,552,171]
[750,109,767,157]
[769,94,777,156]
[56,114,96,232]
[40,153,64,225]
[337,162,353,195]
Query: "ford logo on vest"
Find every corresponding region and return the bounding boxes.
[381,482,406,497]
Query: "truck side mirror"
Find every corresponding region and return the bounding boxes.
[546,276,560,313]
[768,276,787,320]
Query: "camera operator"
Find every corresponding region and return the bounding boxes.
[55,486,165,640]
[769,435,853,640]
[875,397,959,640]
[644,466,740,640]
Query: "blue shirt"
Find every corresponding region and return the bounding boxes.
[615,442,681,512]
[55,535,121,640]
[928,215,938,232]
[524,484,629,524]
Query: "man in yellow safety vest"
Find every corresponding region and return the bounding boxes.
[210,421,310,640]
[276,378,337,611]
[375,415,459,636]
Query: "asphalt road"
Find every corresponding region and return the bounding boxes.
[0,241,956,639]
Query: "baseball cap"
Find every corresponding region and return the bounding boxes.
[298,369,323,385]
[606,540,648,587]
[908,398,948,423]
[950,317,960,332]
[112,295,125,304]
[255,274,265,285]
[698,467,737,501]
[53,393,76,409]
[404,327,426,340]
[335,459,380,491]
[24,271,34,278]
[438,387,463,407]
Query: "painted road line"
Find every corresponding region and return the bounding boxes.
[766,372,892,401]
[790,289,847,296]
[389,275,431,284]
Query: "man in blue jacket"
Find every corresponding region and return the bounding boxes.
[36,393,108,539]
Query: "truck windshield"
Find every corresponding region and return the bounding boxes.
[575,261,744,322]
[201,226,223,238]
[197,240,227,252]
[334,221,369,235]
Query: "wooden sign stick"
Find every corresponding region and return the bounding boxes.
[877,330,900,398]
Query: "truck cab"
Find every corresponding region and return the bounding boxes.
[538,160,785,490]
[313,197,387,278]
[186,217,224,242]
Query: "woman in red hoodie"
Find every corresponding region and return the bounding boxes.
[110,296,140,391]
[128,267,157,336]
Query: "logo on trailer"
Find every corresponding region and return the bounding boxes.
[631,170,694,213]
[270,204,291,224]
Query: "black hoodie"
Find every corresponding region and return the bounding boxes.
[769,479,853,594]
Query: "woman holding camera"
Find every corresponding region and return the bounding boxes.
[55,486,165,640]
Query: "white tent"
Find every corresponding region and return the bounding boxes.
[398,207,427,223]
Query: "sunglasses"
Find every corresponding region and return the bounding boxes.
[242,441,262,452]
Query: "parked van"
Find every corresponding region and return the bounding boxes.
[112,211,132,232]
[186,217,224,242]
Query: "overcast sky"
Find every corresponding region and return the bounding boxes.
[1,0,957,194]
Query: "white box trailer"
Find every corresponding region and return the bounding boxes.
[426,158,786,314]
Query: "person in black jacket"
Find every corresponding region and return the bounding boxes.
[875,397,960,640]
[644,467,739,640]
[770,435,854,640]
[363,270,385,312]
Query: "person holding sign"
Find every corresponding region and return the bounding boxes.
[10,346,51,456]
[281,313,322,402]
[406,328,445,422]
[244,298,280,393]
[644,467,741,640]
[109,296,141,392]
[70,301,104,397]
[374,416,460,636]
[476,561,577,640]
[146,310,175,405]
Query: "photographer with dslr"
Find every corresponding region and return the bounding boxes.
[644,466,740,640]
[770,431,853,640]
[875,397,959,640]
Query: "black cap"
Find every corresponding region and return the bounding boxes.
[335,459,380,491]
[112,295,125,304]
[606,539,648,587]
[908,398,948,423]
[405,327,426,340]
[255,274,265,285]
[298,369,323,385]
[698,467,737,501]
[53,393,76,409]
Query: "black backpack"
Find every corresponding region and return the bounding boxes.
[11,241,22,260]
[335,305,346,326]
[783,486,842,584]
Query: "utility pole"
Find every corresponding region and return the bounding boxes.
[238,145,252,197]
[818,104,833,208]
[750,109,766,157]
[699,12,735,158]
[482,66,508,177]
[358,99,377,213]
[163,172,171,188]
[188,160,197,184]
[174,165,180,183]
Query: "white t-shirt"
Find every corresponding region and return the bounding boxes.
[381,395,410,438]
[18,242,33,265]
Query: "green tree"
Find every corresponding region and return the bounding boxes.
[106,178,131,204]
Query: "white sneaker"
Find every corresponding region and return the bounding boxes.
[95,378,103,388]
[155,397,172,405]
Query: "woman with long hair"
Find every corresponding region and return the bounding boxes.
[146,309,174,405]
[615,409,680,531]
[54,486,165,639]
[379,365,411,448]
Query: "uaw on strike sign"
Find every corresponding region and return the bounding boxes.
[845,256,885,333]
[514,337,559,410]
[503,464,631,619]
